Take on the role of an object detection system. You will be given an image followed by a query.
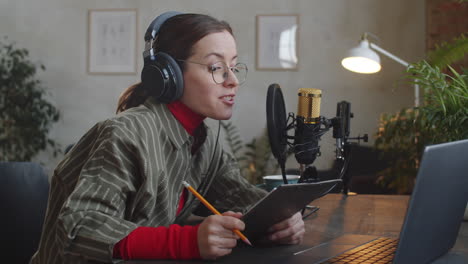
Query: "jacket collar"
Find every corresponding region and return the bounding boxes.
[144,97,192,150]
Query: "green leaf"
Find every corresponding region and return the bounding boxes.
[427,34,468,70]
[0,38,61,161]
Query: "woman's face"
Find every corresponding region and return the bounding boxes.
[180,30,239,120]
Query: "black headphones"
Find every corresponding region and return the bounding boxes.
[141,11,184,103]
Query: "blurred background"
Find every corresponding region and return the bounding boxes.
[1,0,466,194]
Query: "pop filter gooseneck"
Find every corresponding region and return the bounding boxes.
[266,84,288,184]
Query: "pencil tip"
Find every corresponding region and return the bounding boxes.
[243,238,253,247]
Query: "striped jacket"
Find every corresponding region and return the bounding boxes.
[30,98,266,264]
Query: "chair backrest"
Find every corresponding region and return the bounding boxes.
[0,162,49,264]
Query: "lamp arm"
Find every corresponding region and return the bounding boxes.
[369,43,410,68]
[369,42,419,107]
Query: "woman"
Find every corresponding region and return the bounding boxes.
[31,12,304,263]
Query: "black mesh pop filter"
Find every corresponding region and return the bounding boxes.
[266,83,288,166]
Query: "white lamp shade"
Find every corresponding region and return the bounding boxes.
[341,40,381,74]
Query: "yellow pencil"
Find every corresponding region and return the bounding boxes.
[182,181,253,246]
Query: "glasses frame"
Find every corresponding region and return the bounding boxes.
[177,60,248,85]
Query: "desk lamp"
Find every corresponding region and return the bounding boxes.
[341,32,419,107]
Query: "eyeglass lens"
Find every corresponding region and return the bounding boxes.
[211,62,247,85]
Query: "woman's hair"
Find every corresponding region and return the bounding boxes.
[116,14,233,113]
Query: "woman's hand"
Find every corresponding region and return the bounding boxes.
[267,212,305,244]
[197,211,244,260]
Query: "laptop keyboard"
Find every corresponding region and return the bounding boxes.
[323,237,398,264]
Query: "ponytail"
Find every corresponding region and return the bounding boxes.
[116,83,150,114]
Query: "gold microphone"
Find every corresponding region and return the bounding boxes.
[297,88,322,124]
[295,88,322,165]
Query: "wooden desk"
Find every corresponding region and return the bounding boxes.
[303,194,467,255]
[124,194,468,263]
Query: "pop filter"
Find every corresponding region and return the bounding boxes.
[266,83,288,168]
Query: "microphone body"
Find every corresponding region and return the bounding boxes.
[333,101,351,139]
[294,88,322,165]
[333,101,351,160]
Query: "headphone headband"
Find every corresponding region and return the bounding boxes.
[144,11,182,41]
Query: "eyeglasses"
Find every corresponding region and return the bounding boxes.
[178,60,248,85]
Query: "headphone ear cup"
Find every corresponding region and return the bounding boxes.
[141,52,184,103]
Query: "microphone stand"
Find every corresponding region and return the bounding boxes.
[336,134,368,195]
[279,158,288,184]
[339,143,352,195]
[298,164,320,183]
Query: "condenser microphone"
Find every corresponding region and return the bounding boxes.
[333,101,351,159]
[294,88,322,165]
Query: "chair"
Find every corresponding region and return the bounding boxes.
[0,162,49,263]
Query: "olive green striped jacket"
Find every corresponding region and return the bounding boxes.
[30,98,266,264]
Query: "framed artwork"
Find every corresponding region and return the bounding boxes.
[256,14,299,71]
[87,9,137,74]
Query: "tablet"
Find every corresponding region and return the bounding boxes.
[241,179,342,241]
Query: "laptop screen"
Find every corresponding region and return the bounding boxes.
[394,139,468,263]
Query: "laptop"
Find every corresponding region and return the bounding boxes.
[285,139,468,264]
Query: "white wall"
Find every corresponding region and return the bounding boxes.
[0,0,425,174]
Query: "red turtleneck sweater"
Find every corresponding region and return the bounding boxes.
[112,101,205,260]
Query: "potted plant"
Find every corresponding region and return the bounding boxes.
[0,37,60,161]
[374,31,468,194]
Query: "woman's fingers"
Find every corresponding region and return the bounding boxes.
[267,212,305,244]
[198,214,246,259]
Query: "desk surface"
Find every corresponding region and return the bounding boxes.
[124,194,468,263]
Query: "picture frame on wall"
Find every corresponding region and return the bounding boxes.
[87,9,137,74]
[256,14,299,71]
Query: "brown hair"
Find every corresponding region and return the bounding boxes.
[116,14,233,113]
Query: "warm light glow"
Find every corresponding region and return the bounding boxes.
[341,56,381,74]
[342,39,381,74]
